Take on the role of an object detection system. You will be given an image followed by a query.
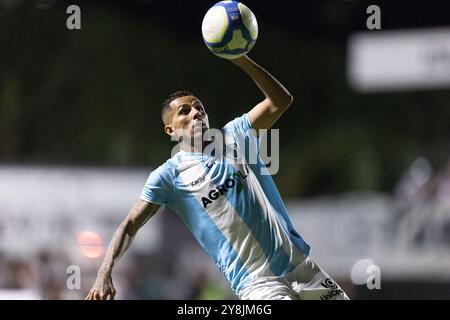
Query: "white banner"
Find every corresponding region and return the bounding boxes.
[0,166,161,262]
[348,27,450,92]
[288,193,450,280]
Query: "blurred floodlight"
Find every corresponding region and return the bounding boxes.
[77,230,104,259]
[348,27,450,92]
[350,258,376,285]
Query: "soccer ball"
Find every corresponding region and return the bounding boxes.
[201,1,258,59]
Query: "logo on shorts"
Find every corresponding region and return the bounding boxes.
[320,278,344,300]
[321,278,339,290]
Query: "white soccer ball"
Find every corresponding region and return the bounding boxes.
[201,1,258,59]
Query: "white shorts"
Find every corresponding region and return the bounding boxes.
[238,257,350,300]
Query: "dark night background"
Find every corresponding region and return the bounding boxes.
[1,0,450,300]
[1,0,449,198]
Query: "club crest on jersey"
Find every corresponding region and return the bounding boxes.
[224,143,239,160]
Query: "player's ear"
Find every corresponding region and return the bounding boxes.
[164,125,174,137]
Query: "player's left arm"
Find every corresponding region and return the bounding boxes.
[230,55,293,131]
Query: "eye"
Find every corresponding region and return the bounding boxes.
[179,106,190,115]
[195,104,204,113]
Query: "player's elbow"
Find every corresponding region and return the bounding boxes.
[278,94,294,110]
[285,94,294,107]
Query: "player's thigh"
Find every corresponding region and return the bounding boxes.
[286,257,350,300]
[239,279,296,300]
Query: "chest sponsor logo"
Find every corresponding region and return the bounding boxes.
[201,169,248,208]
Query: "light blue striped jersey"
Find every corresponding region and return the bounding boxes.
[140,113,310,294]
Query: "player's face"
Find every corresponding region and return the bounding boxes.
[165,95,209,139]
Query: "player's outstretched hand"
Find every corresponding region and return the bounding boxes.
[85,272,116,300]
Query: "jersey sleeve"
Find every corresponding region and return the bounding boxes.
[223,113,261,158]
[223,113,256,139]
[140,165,170,205]
[227,113,253,132]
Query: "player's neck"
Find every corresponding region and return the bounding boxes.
[180,140,213,154]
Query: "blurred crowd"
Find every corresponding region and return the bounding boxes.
[0,157,449,300]
[0,251,67,299]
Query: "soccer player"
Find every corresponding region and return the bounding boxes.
[85,55,349,300]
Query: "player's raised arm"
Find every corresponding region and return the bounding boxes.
[85,200,161,300]
[231,55,294,131]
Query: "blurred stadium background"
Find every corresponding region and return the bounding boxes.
[0,0,449,299]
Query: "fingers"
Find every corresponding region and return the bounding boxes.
[85,290,96,300]
[85,291,102,300]
[106,287,116,300]
[85,289,116,300]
